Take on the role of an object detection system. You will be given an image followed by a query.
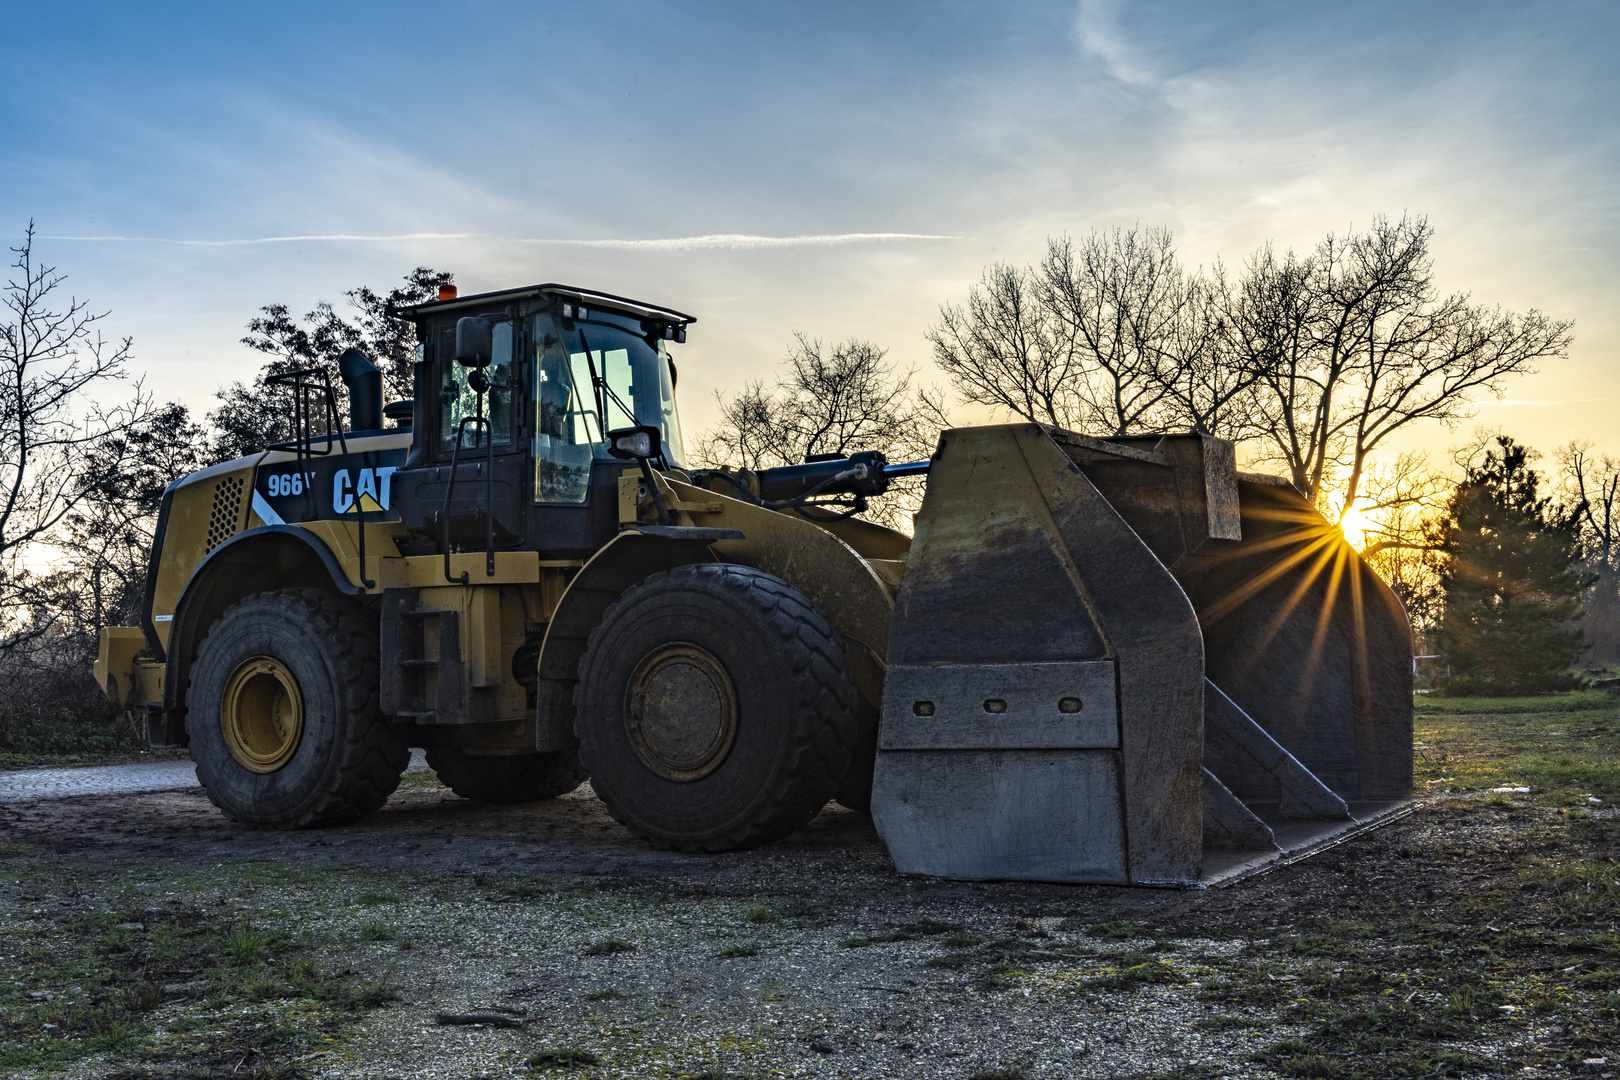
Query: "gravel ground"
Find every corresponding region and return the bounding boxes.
[0,751,432,802]
[3,774,1614,1079]
[0,761,202,802]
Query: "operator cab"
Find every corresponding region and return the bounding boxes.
[388,284,693,560]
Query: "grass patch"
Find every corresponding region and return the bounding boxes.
[503,883,550,899]
[528,1047,599,1068]
[395,768,449,790]
[718,943,758,958]
[1415,690,1620,799]
[1086,958,1186,992]
[585,937,635,955]
[742,903,780,924]
[586,988,624,1001]
[0,866,396,1076]
[222,923,274,964]
[1081,918,1145,939]
[1283,934,1370,960]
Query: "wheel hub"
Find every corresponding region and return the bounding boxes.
[220,657,304,773]
[626,643,738,781]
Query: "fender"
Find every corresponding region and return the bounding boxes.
[162,525,362,719]
[532,529,729,749]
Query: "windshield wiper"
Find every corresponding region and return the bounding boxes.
[577,329,641,433]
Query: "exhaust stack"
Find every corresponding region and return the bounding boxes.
[338,348,383,432]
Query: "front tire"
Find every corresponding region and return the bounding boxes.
[186,589,408,828]
[575,564,858,852]
[425,747,587,804]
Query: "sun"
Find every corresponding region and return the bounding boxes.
[1337,499,1374,550]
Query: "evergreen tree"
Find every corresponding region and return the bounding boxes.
[1434,436,1592,695]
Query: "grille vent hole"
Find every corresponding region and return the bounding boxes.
[206,476,245,553]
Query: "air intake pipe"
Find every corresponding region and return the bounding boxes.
[338,348,383,431]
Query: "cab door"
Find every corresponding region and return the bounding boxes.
[525,311,623,555]
[428,313,528,549]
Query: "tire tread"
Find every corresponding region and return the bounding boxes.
[187,588,408,829]
[575,563,857,852]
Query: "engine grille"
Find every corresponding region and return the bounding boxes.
[206,476,245,552]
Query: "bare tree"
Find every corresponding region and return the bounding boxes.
[929,228,1258,441]
[1235,215,1573,519]
[1,401,209,732]
[1350,449,1452,557]
[1154,264,1260,439]
[695,334,949,529]
[1037,227,1185,434]
[1557,440,1620,664]
[0,223,155,658]
[927,262,1085,429]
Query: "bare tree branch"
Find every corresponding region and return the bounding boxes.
[1234,215,1572,517]
[0,222,158,659]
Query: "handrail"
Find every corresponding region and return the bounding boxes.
[266,368,373,588]
[440,416,498,583]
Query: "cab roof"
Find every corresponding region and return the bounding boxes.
[389,283,696,326]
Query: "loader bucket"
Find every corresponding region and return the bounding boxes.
[871,425,1413,886]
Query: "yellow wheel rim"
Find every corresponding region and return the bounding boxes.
[626,643,739,782]
[220,656,304,773]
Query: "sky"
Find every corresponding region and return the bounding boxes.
[3,0,1617,469]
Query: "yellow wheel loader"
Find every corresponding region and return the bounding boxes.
[94,282,1413,886]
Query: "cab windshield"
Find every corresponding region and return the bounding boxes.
[532,311,685,504]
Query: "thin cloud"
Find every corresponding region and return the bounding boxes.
[1075,0,1158,88]
[1476,399,1609,407]
[40,231,960,250]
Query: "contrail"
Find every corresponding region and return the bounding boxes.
[1478,399,1610,407]
[41,231,960,250]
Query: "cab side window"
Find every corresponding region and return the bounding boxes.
[438,319,513,452]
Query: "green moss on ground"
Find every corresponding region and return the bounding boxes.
[0,865,402,1077]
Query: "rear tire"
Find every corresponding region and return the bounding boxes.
[574,563,858,852]
[186,588,408,828]
[425,747,587,804]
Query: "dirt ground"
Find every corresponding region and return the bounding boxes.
[3,749,1618,1080]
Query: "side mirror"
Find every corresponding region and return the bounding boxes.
[455,317,493,368]
[607,425,662,461]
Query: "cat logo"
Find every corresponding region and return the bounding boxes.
[333,467,397,515]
